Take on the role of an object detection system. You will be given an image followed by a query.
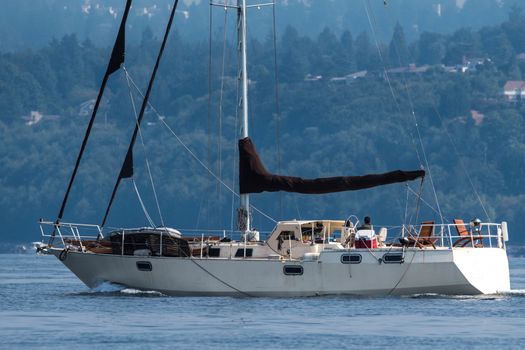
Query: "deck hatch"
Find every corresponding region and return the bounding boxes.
[136,261,152,271]
[341,253,362,264]
[283,265,303,275]
[382,253,404,264]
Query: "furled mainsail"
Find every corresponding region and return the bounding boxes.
[239,137,425,194]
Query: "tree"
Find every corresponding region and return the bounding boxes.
[444,28,482,65]
[340,30,356,72]
[417,31,445,65]
[389,22,409,67]
[354,31,371,70]
[279,26,310,82]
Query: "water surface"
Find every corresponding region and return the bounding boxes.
[1,253,524,349]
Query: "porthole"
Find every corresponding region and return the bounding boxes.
[341,253,362,264]
[283,265,303,275]
[136,261,152,271]
[383,253,404,264]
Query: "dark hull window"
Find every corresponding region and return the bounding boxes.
[383,253,404,264]
[208,247,221,257]
[136,261,152,271]
[235,248,253,257]
[341,254,362,264]
[283,265,303,275]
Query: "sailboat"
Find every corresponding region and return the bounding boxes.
[38,0,511,296]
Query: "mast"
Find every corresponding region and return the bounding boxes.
[238,0,251,233]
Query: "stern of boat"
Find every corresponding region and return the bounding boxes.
[453,247,510,294]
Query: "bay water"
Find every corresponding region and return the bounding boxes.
[1,252,524,349]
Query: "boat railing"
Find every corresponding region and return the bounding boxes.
[39,219,104,250]
[38,219,271,257]
[397,222,508,249]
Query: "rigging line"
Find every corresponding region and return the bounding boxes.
[363,0,443,223]
[186,256,253,297]
[217,2,230,229]
[205,0,214,230]
[53,0,132,236]
[101,0,180,228]
[382,8,491,222]
[123,67,165,227]
[406,183,448,221]
[132,179,156,228]
[230,13,243,234]
[387,180,425,296]
[368,2,444,224]
[124,71,278,225]
[231,59,241,234]
[361,0,423,169]
[404,184,410,225]
[271,0,283,219]
[159,117,277,224]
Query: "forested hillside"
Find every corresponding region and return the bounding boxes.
[2,6,525,243]
[2,0,524,51]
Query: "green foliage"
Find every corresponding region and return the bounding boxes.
[2,13,525,243]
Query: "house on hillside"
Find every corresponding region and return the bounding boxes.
[516,53,525,61]
[21,111,61,126]
[329,71,368,85]
[384,64,430,77]
[503,80,525,101]
[471,110,485,126]
[461,57,491,72]
[305,74,323,82]
[79,99,96,117]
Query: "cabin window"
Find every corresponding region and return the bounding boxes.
[208,247,221,257]
[341,253,362,264]
[136,261,152,271]
[278,231,296,241]
[283,265,303,275]
[383,253,404,264]
[235,248,253,257]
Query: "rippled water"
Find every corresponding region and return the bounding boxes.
[1,253,524,349]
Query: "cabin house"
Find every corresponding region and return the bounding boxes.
[329,71,368,85]
[503,81,525,101]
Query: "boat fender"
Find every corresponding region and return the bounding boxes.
[501,221,509,242]
[59,248,68,261]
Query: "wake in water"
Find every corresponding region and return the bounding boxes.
[67,281,167,298]
[405,289,525,299]
[501,289,525,297]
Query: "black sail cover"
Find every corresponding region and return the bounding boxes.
[239,137,425,194]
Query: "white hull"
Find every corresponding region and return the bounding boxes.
[48,247,510,296]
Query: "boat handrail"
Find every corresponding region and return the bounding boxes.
[38,219,272,252]
[399,222,506,249]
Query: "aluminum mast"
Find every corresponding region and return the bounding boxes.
[238,0,251,233]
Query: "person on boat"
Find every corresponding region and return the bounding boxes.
[357,216,372,231]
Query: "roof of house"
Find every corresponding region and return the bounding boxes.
[504,80,525,91]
